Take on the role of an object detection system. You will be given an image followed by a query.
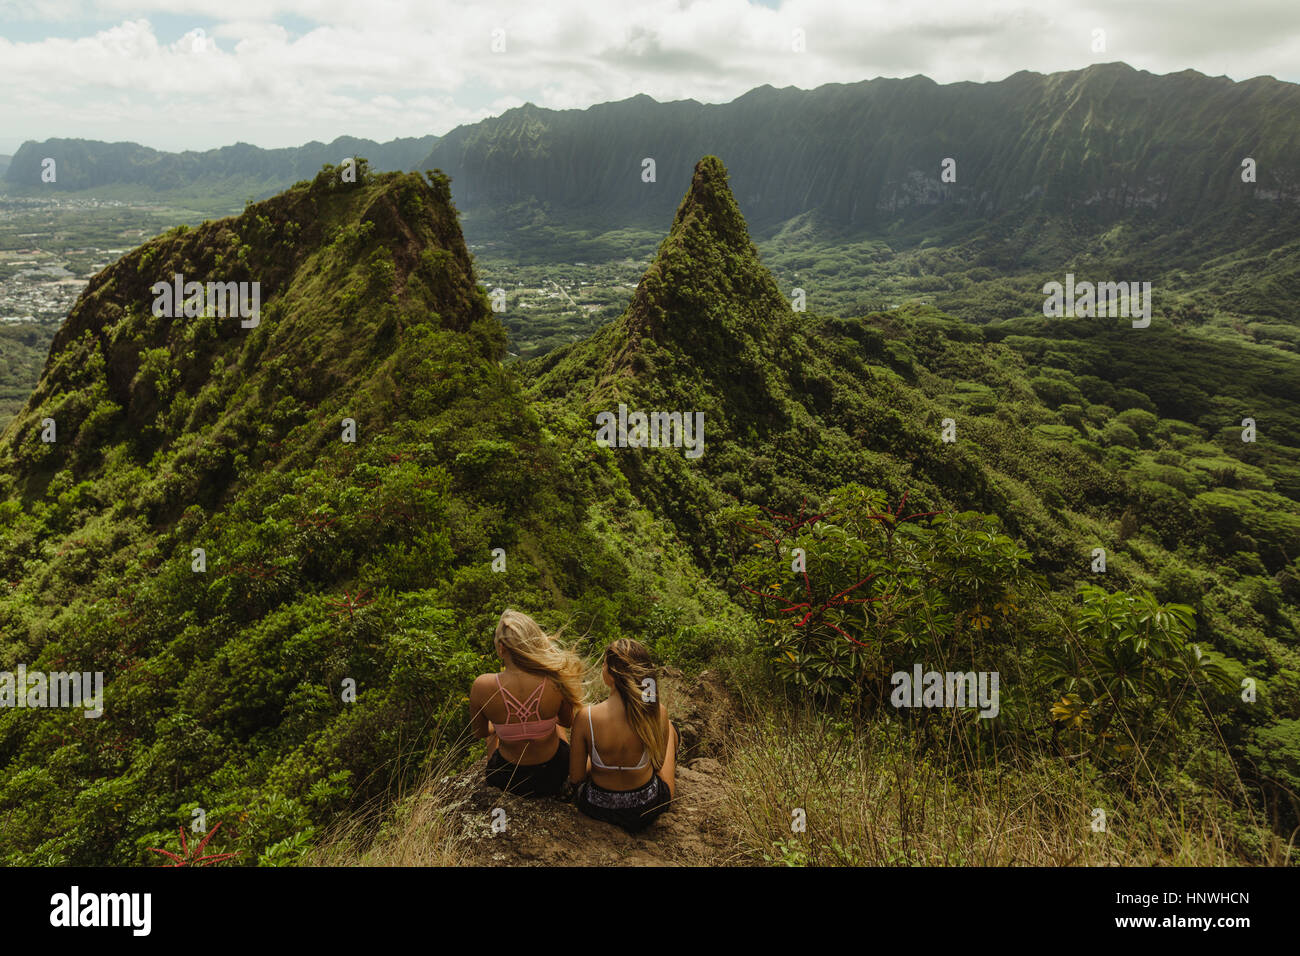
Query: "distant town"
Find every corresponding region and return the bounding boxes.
[0,194,179,323]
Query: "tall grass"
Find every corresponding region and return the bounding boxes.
[721,705,1289,866]
[308,748,472,866]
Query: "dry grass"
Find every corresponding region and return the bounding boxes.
[308,752,472,867]
[720,707,1289,866]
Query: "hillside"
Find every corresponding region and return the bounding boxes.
[0,155,1296,867]
[527,158,1300,853]
[0,159,745,864]
[530,157,1126,575]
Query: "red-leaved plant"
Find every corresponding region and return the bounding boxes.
[147,821,242,867]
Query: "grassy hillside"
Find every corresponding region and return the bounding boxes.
[0,156,1295,866]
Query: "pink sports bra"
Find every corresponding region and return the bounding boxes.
[493,674,558,742]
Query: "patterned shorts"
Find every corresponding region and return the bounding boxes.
[577,775,671,832]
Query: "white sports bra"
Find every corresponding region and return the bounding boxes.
[587,707,649,771]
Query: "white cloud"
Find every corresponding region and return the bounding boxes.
[0,0,1297,153]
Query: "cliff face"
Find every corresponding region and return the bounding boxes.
[424,64,1300,234]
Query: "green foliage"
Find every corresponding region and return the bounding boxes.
[1,146,1296,869]
[0,168,744,865]
[725,487,1039,713]
[1038,585,1235,764]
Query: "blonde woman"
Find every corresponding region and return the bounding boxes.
[568,638,678,832]
[469,610,584,797]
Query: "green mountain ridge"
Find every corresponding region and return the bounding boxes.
[425,64,1300,368]
[0,155,1297,865]
[533,156,795,429]
[425,64,1300,243]
[531,159,1136,575]
[532,160,1300,850]
[0,160,745,864]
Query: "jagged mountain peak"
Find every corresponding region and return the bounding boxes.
[622,155,791,347]
[530,156,796,433]
[0,166,496,505]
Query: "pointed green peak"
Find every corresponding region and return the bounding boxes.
[528,155,796,431]
[623,155,790,346]
[667,155,750,244]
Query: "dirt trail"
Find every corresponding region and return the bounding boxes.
[446,668,743,866]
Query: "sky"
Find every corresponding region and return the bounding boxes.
[1,0,1298,154]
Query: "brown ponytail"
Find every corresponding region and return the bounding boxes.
[604,638,668,770]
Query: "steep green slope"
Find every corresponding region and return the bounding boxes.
[530,157,1129,574]
[530,157,1299,831]
[2,153,1295,866]
[532,156,797,435]
[0,163,744,864]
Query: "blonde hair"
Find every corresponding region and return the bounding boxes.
[494,609,584,708]
[604,638,668,770]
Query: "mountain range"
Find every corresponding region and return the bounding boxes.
[1,136,437,206]
[1,152,1296,864]
[425,63,1300,242]
[7,62,1299,251]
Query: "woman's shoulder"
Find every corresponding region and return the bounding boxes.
[469,672,500,697]
[569,702,589,733]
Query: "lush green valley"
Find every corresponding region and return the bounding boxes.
[0,145,1296,865]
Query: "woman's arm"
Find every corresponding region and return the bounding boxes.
[658,703,677,797]
[557,697,576,729]
[468,675,493,739]
[568,706,590,785]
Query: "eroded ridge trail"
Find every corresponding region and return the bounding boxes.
[449,669,741,867]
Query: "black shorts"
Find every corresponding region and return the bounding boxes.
[576,775,672,833]
[485,740,570,797]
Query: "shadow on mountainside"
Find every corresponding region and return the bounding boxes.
[445,668,744,866]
